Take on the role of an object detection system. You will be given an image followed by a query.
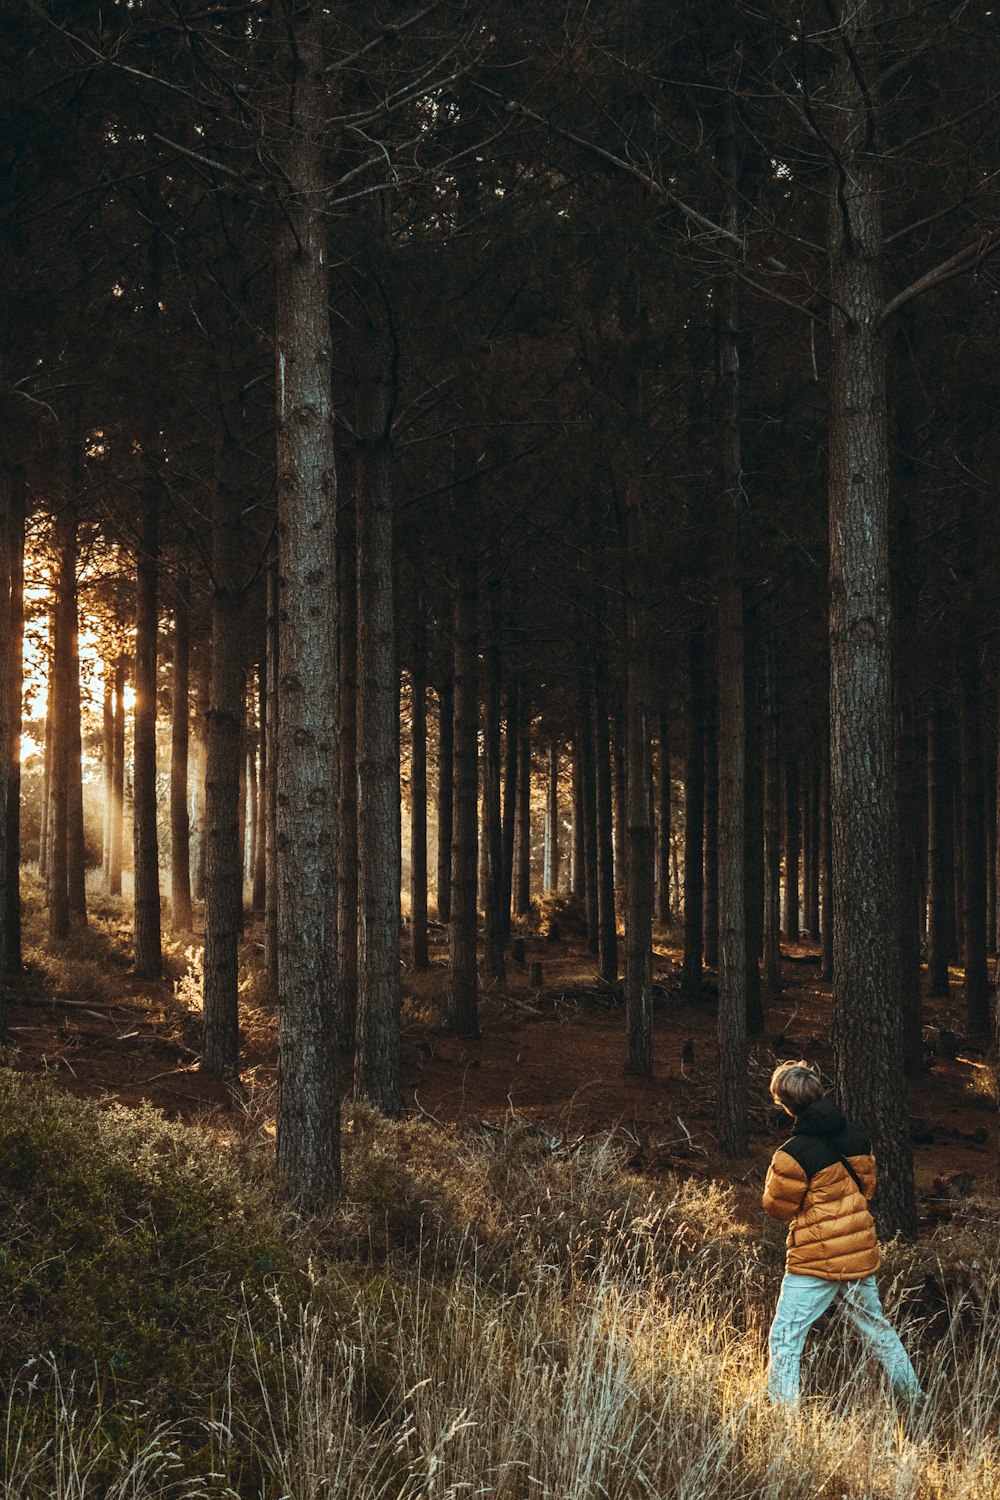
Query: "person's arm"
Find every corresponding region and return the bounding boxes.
[762,1149,808,1221]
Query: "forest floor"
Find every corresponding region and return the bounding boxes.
[5,877,996,1235]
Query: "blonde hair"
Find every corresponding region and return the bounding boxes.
[770,1060,825,1114]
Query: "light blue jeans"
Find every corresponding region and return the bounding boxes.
[767,1272,922,1406]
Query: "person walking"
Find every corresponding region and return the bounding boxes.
[763,1061,922,1408]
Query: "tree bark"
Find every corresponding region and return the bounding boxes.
[577,672,599,956]
[656,709,671,926]
[273,1,341,1209]
[826,0,914,1237]
[265,550,279,989]
[744,601,764,1035]
[763,620,782,997]
[624,504,654,1077]
[501,675,519,941]
[336,498,357,1043]
[109,659,125,898]
[202,462,245,1080]
[959,632,989,1031]
[410,587,429,970]
[3,467,25,976]
[0,466,12,991]
[47,512,73,942]
[436,664,454,924]
[545,742,560,893]
[170,576,193,931]
[514,705,531,917]
[682,628,706,998]
[593,642,618,984]
[133,480,162,978]
[782,756,800,943]
[65,504,86,924]
[252,655,267,917]
[703,649,719,970]
[449,556,479,1036]
[355,310,401,1116]
[39,619,53,885]
[483,586,506,982]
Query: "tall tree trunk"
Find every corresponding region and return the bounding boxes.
[410,587,429,970]
[681,628,706,999]
[253,654,267,917]
[624,504,654,1077]
[449,556,479,1035]
[656,709,671,926]
[897,685,924,1075]
[744,601,764,1035]
[612,720,626,898]
[820,723,833,982]
[355,312,401,1116]
[545,742,560,893]
[483,586,505,982]
[65,505,86,924]
[102,675,114,885]
[336,498,357,1043]
[0,466,12,991]
[436,664,454,924]
[264,551,279,989]
[715,204,748,1151]
[170,576,193,930]
[959,631,989,1031]
[593,642,618,984]
[703,648,719,970]
[39,619,53,884]
[192,670,208,904]
[109,659,125,898]
[578,673,599,956]
[501,675,519,941]
[762,621,782,997]
[571,738,584,899]
[4,467,25,975]
[783,756,800,943]
[47,512,73,942]
[133,480,162,978]
[827,1,914,1236]
[514,706,531,917]
[273,2,341,1208]
[202,464,245,1079]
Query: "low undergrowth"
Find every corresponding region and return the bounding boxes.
[3,1067,1000,1497]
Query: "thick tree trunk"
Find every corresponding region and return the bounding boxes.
[783,756,800,943]
[501,676,519,941]
[335,499,357,1043]
[355,315,401,1116]
[436,665,454,924]
[656,709,671,926]
[449,557,479,1035]
[133,483,162,978]
[273,3,341,1209]
[170,577,193,931]
[202,467,245,1080]
[410,589,429,970]
[109,659,125,898]
[0,467,11,990]
[827,3,914,1236]
[593,644,618,985]
[959,632,989,1032]
[682,628,706,999]
[192,671,208,905]
[39,622,53,884]
[483,588,506,982]
[514,708,531,917]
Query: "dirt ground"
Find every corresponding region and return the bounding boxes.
[5,914,997,1230]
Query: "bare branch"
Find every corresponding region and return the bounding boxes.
[878,230,1000,325]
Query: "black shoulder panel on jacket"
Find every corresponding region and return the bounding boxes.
[779,1121,872,1183]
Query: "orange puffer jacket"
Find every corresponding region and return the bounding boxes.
[762,1098,879,1280]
